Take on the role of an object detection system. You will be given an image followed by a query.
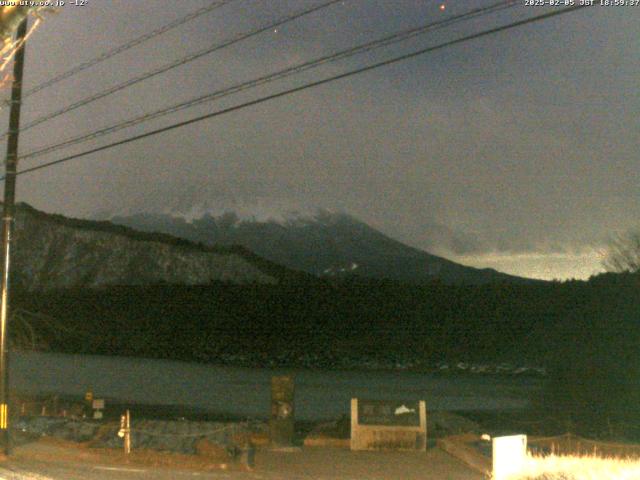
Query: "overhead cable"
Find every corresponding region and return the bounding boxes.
[10,5,590,178]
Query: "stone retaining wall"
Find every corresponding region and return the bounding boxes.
[16,416,257,455]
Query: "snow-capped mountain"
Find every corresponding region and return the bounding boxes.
[110,208,535,285]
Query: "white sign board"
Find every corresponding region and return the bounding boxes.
[492,434,527,480]
[350,398,427,451]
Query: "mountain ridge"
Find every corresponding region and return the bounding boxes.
[9,203,313,290]
[110,208,539,285]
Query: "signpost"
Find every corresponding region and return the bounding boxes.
[350,398,427,451]
[92,398,105,419]
[269,375,295,448]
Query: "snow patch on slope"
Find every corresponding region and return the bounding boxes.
[161,200,342,226]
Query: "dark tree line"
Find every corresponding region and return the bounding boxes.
[9,269,640,440]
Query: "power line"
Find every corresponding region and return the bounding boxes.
[19,0,520,162]
[1,0,236,105]
[6,0,345,138]
[8,5,589,179]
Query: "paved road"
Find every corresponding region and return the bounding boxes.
[1,446,483,480]
[1,461,246,480]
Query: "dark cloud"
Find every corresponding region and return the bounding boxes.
[1,1,637,279]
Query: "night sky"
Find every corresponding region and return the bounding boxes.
[1,1,638,280]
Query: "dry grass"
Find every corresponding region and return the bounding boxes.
[507,453,640,480]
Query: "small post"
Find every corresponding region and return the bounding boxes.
[124,409,131,455]
[83,389,93,418]
[119,410,131,455]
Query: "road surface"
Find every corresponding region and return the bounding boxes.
[0,440,484,480]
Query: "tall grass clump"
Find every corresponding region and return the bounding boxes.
[504,453,640,480]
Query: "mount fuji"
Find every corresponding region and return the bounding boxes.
[109,207,535,285]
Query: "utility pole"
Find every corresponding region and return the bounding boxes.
[0,16,28,456]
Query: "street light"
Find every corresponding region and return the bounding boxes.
[0,7,32,42]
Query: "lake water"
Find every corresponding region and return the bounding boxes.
[10,351,540,421]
